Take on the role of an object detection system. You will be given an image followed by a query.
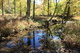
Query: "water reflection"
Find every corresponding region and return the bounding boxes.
[7,29,61,50]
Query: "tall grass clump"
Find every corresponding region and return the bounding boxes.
[63,21,80,50]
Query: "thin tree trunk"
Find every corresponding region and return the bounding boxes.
[33,0,35,19]
[2,0,4,16]
[8,0,9,5]
[67,0,70,17]
[49,0,52,16]
[26,0,31,19]
[49,0,58,21]
[67,6,70,17]
[14,0,16,16]
[20,2,22,16]
[48,0,50,16]
[8,0,10,13]
[61,0,71,40]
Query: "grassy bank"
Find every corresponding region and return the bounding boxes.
[63,21,80,50]
[0,15,41,41]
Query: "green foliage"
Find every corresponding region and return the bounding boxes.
[51,24,62,31]
[0,9,2,13]
[0,0,27,15]
[0,0,79,16]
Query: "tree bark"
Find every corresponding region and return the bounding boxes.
[48,0,50,16]
[14,0,16,16]
[26,0,31,18]
[33,0,35,19]
[2,0,4,16]
[49,0,58,21]
[67,0,70,17]
[20,2,22,16]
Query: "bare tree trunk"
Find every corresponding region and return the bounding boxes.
[26,0,31,19]
[33,0,35,19]
[49,0,58,21]
[8,0,10,13]
[67,0,70,17]
[2,0,4,16]
[14,0,16,16]
[8,0,9,5]
[20,2,22,16]
[48,0,50,16]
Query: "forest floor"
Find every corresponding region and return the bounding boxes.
[0,15,51,49]
[0,15,80,53]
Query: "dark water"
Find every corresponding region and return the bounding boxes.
[7,29,60,49]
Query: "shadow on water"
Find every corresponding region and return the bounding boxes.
[0,29,61,53]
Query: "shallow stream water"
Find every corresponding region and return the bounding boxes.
[2,29,61,53]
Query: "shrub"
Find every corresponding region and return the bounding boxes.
[0,27,13,37]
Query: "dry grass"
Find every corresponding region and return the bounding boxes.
[0,15,40,37]
[63,21,80,50]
